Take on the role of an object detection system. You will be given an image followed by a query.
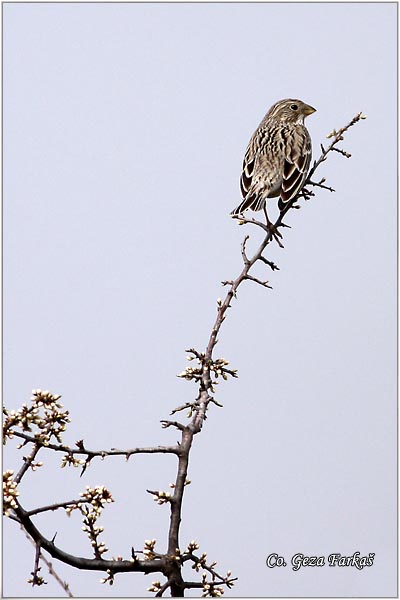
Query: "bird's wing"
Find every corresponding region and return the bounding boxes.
[231,143,259,215]
[240,144,256,199]
[278,127,312,210]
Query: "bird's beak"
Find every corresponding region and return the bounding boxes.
[303,104,316,116]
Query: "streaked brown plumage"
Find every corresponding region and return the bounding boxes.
[231,99,316,220]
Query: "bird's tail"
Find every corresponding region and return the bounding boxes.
[230,194,264,216]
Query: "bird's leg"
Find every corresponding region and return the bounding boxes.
[263,205,283,244]
[262,204,270,225]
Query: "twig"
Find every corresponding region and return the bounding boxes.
[28,542,46,587]
[25,499,90,517]
[155,580,171,596]
[308,179,335,192]
[259,256,279,271]
[10,431,180,459]
[306,111,366,184]
[241,235,250,265]
[170,401,198,415]
[22,527,74,597]
[332,147,351,158]
[14,444,41,484]
[45,556,74,597]
[160,420,187,432]
[245,274,272,289]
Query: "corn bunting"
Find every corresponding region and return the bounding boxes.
[231,99,316,226]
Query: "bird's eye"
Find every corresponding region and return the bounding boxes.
[290,104,299,111]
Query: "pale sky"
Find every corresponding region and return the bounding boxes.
[4,2,397,597]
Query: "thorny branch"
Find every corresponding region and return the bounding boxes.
[27,542,45,587]
[9,431,180,462]
[3,112,365,597]
[23,527,74,597]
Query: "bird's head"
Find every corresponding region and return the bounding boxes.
[267,99,316,124]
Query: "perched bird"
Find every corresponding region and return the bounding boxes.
[231,99,316,226]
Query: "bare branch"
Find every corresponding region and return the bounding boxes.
[14,444,42,484]
[332,146,352,158]
[22,528,74,597]
[259,256,279,271]
[306,111,366,185]
[25,499,90,517]
[10,431,180,459]
[27,542,46,587]
[308,178,335,193]
[245,274,272,289]
[13,499,166,575]
[231,213,270,233]
[45,559,74,597]
[170,401,198,415]
[160,420,187,432]
[155,580,171,596]
[241,234,250,265]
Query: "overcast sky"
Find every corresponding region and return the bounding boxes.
[4,2,397,598]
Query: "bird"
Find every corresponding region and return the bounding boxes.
[231,99,316,228]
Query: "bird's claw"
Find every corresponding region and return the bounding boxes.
[266,222,284,248]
